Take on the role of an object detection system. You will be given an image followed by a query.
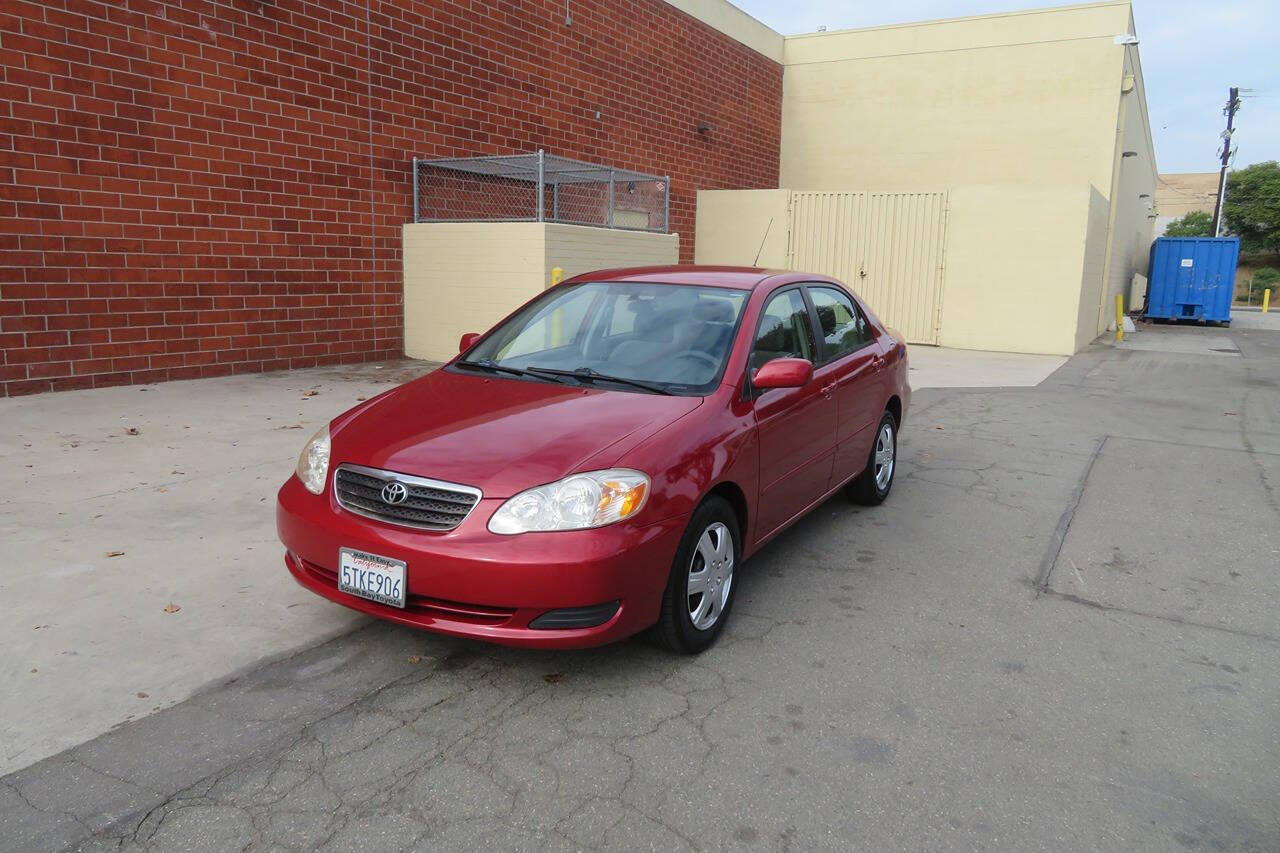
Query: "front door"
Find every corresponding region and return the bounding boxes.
[751,288,836,538]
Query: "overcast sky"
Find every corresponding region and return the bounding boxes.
[731,0,1279,174]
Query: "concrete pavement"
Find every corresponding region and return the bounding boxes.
[0,347,1064,780]
[0,361,433,776]
[905,345,1067,388]
[3,329,1278,850]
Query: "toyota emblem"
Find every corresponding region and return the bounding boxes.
[381,481,409,505]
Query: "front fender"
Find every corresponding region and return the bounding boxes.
[611,389,760,549]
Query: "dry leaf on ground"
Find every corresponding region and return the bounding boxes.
[163,603,181,613]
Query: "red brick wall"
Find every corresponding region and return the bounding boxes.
[0,0,782,396]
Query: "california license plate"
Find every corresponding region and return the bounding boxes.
[338,548,406,608]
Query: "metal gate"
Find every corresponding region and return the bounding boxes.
[787,191,948,345]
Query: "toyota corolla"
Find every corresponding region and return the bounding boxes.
[277,266,910,653]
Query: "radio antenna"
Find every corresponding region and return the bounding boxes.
[753,217,774,267]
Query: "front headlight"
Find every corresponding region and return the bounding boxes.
[488,469,650,534]
[296,424,330,495]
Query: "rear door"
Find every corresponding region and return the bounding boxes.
[805,285,881,486]
[750,287,836,537]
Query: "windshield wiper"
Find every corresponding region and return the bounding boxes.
[455,359,529,378]
[525,366,674,395]
[456,359,568,383]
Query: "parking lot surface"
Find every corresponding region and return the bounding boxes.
[3,322,1278,851]
[0,362,433,776]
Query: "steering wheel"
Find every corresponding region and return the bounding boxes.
[673,351,719,372]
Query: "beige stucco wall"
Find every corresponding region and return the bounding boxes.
[1154,170,1216,235]
[403,223,678,362]
[1076,186,1113,351]
[779,2,1132,193]
[544,223,680,281]
[940,184,1097,356]
[1156,172,1218,219]
[763,1,1157,355]
[694,184,1100,355]
[403,223,544,362]
[1095,36,1157,329]
[693,189,790,268]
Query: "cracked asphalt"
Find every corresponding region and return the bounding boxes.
[3,322,1279,851]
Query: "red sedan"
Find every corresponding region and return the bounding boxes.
[278,266,910,653]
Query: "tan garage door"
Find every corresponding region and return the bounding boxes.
[788,191,948,345]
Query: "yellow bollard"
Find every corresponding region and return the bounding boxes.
[550,267,566,346]
[1264,288,1272,314]
[1115,293,1124,342]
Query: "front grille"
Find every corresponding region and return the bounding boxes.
[334,464,481,531]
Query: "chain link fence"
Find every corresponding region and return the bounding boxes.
[412,151,669,233]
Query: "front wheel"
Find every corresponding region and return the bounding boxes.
[653,496,740,654]
[846,410,897,506]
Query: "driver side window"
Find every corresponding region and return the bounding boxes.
[750,289,815,372]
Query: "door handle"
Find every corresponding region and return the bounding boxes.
[872,356,885,371]
[820,382,836,398]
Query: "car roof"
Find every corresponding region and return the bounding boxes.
[566,265,807,291]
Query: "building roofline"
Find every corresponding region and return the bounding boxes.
[660,2,1137,66]
[661,0,784,62]
[782,0,1131,41]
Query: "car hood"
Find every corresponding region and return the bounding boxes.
[330,368,703,498]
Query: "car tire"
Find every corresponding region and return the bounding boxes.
[653,496,740,654]
[846,410,897,506]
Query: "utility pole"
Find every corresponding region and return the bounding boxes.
[1210,86,1240,237]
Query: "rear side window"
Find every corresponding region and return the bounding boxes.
[809,286,873,363]
[750,289,815,372]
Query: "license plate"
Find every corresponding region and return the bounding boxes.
[338,548,406,608]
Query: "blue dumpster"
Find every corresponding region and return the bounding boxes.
[1144,237,1239,325]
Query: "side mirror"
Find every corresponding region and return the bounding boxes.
[752,357,813,390]
[458,332,481,354]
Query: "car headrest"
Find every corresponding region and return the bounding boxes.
[815,304,837,336]
[692,299,734,323]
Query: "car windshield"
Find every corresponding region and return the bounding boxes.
[460,282,749,395]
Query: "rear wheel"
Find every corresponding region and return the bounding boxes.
[654,496,740,654]
[846,410,897,506]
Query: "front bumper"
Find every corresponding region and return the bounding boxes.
[277,476,686,648]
